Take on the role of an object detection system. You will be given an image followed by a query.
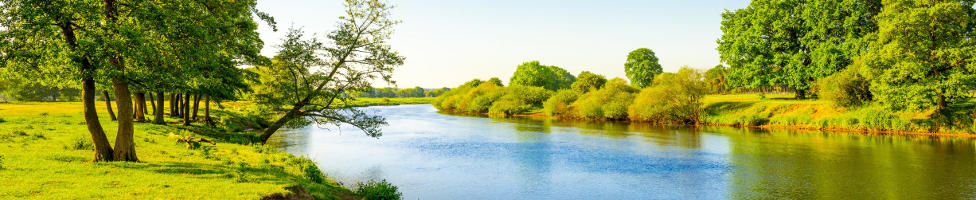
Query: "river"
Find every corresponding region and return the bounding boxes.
[268,104,976,199]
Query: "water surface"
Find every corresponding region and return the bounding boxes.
[269,104,976,199]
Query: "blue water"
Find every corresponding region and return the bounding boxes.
[269,104,976,199]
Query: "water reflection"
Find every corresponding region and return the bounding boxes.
[269,104,976,199]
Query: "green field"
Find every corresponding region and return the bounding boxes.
[0,97,428,199]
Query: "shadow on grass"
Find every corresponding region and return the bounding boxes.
[704,101,757,116]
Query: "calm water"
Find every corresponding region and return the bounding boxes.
[268,104,976,199]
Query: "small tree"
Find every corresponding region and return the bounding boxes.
[704,65,728,94]
[624,48,663,88]
[571,71,607,94]
[255,0,404,144]
[509,61,575,91]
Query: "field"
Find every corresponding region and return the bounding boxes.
[0,97,429,199]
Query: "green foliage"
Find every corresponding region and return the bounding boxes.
[704,65,728,94]
[861,0,976,115]
[718,0,879,98]
[488,85,553,116]
[818,62,872,107]
[68,137,94,151]
[509,61,576,91]
[424,87,450,97]
[571,71,607,93]
[624,48,663,88]
[434,80,551,115]
[573,78,637,120]
[355,179,402,200]
[543,90,580,117]
[294,156,325,184]
[629,67,707,124]
[486,77,504,87]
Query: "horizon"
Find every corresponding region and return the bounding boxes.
[255,0,751,88]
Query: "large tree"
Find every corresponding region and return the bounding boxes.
[509,61,575,91]
[861,0,976,122]
[624,48,663,88]
[254,0,404,144]
[718,0,880,99]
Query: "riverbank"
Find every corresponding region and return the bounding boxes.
[0,101,361,199]
[440,93,976,136]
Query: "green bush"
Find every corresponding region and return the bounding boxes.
[69,137,94,150]
[487,85,552,115]
[573,78,637,120]
[355,179,402,200]
[543,90,579,117]
[818,63,871,107]
[628,67,706,124]
[571,71,607,93]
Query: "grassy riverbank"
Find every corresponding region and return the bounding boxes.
[702,94,976,135]
[0,97,428,199]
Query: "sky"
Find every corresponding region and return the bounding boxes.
[254,0,752,88]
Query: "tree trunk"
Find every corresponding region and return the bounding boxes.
[103,90,116,121]
[58,19,113,161]
[133,92,146,122]
[192,94,201,121]
[260,102,307,144]
[795,89,807,100]
[154,91,165,124]
[205,95,213,127]
[182,93,191,126]
[111,75,138,162]
[147,92,155,116]
[170,93,178,117]
[175,93,183,117]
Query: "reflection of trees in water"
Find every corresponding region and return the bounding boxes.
[716,126,976,199]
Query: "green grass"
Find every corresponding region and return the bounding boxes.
[702,93,976,134]
[0,101,358,199]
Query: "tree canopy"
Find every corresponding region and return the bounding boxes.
[624,48,663,88]
[509,61,575,91]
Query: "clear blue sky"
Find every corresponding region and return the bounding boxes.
[255,0,751,88]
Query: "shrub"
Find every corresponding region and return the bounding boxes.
[818,63,871,107]
[573,78,637,120]
[0,155,4,170]
[355,179,402,200]
[628,67,706,124]
[571,71,607,93]
[0,117,5,123]
[69,137,94,150]
[543,90,579,117]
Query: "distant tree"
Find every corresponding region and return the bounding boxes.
[509,61,575,91]
[570,71,607,93]
[486,77,504,87]
[395,87,425,97]
[861,0,975,122]
[624,48,663,88]
[704,65,728,94]
[254,0,404,144]
[424,87,450,97]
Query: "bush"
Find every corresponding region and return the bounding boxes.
[69,137,94,150]
[487,85,552,115]
[543,90,579,117]
[355,179,402,200]
[818,63,871,107]
[573,78,637,120]
[628,67,706,124]
[571,71,607,93]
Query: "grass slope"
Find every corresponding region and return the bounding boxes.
[0,101,359,199]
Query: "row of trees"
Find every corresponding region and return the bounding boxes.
[0,0,402,161]
[354,86,449,98]
[718,0,976,123]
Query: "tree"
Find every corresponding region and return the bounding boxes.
[570,71,607,93]
[861,0,976,123]
[718,0,880,99]
[486,77,504,87]
[704,65,728,94]
[629,67,707,124]
[509,61,575,91]
[254,0,404,144]
[624,48,662,88]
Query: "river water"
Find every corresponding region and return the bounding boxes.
[268,104,976,199]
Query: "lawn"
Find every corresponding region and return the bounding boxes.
[0,101,359,199]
